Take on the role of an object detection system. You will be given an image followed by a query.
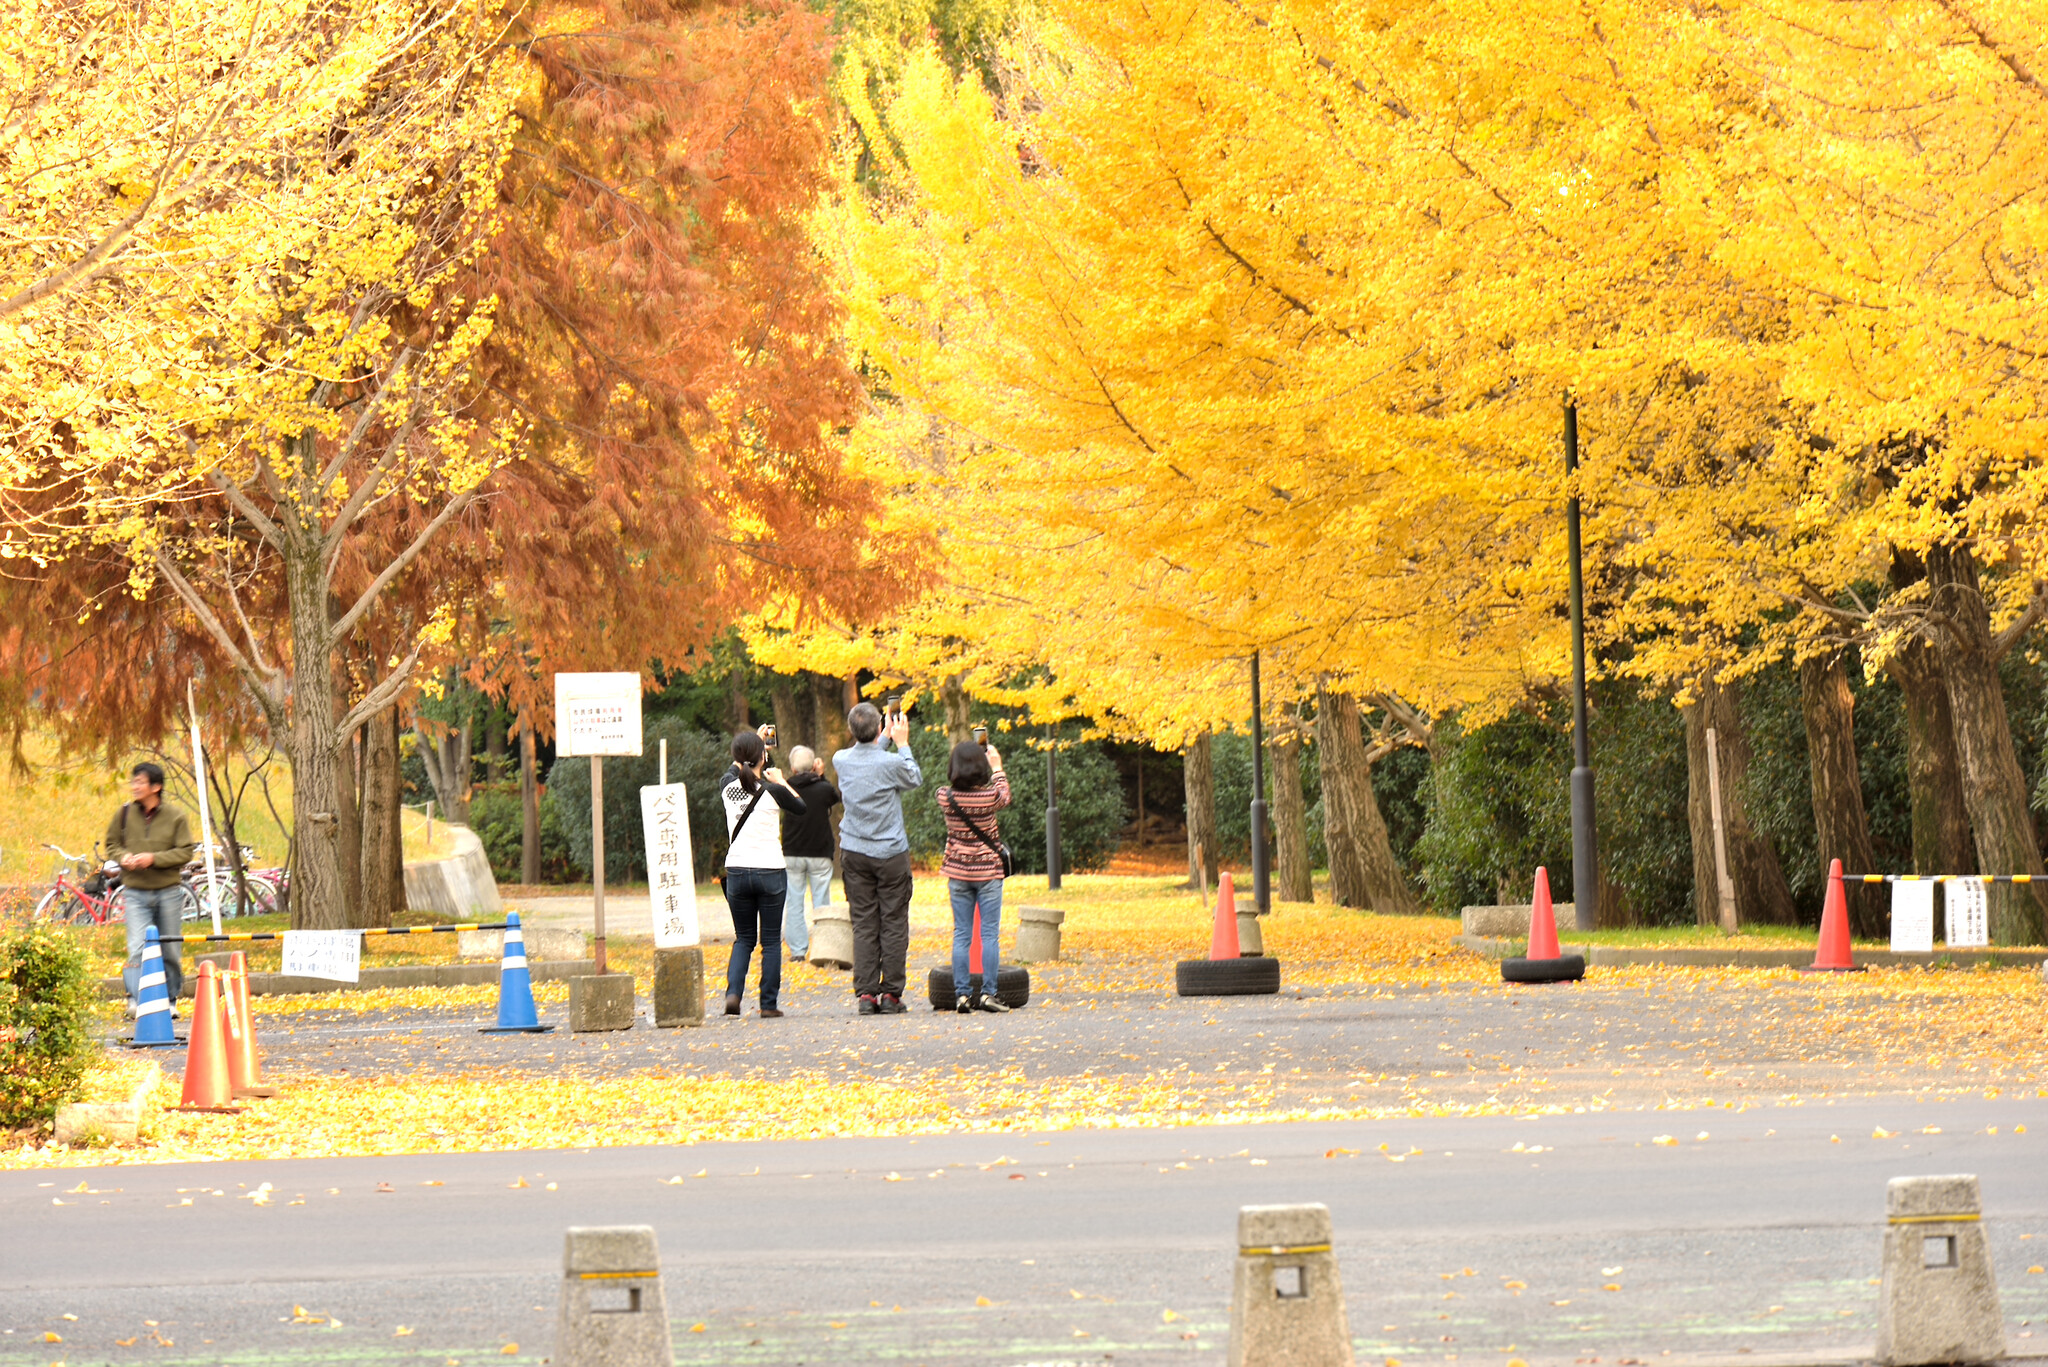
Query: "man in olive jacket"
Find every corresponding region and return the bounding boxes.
[109,762,195,1008]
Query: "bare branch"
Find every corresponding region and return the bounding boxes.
[328,487,479,647]
[335,644,423,742]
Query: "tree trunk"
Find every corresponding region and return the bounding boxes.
[1183,733,1220,889]
[414,718,473,827]
[1271,725,1313,903]
[1317,686,1422,914]
[520,709,540,885]
[940,673,973,744]
[386,709,405,921]
[1883,638,1976,878]
[359,704,401,929]
[333,723,362,925]
[288,546,346,929]
[770,677,802,758]
[484,710,506,782]
[726,665,750,733]
[1682,676,1798,926]
[1800,651,1881,937]
[810,672,852,782]
[1924,545,2048,943]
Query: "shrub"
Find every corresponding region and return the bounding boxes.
[548,723,731,883]
[469,782,577,884]
[0,921,98,1128]
[899,721,1128,874]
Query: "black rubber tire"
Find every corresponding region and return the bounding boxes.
[1175,956,1281,996]
[926,965,1031,1010]
[1501,953,1586,983]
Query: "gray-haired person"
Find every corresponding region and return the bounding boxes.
[779,744,840,963]
[833,700,920,1014]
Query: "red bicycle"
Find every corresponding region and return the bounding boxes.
[34,843,127,926]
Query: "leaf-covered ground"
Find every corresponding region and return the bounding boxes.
[9,876,2043,1168]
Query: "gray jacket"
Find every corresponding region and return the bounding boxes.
[832,739,922,858]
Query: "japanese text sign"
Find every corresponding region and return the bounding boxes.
[554,673,643,758]
[640,782,698,947]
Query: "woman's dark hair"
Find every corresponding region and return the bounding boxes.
[730,731,765,793]
[948,740,992,791]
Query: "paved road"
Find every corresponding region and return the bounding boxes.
[6,1099,2046,1365]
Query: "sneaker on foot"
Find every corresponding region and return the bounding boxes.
[858,994,879,1016]
[878,993,906,1014]
[954,995,973,1014]
[974,994,1011,1013]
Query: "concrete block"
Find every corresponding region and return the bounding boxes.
[1014,905,1065,963]
[402,824,503,919]
[1878,1174,2004,1365]
[55,1063,158,1145]
[808,904,854,969]
[458,925,585,962]
[1460,903,1575,938]
[1230,1203,1352,1367]
[568,974,636,1033]
[653,947,705,1028]
[1237,913,1264,956]
[557,1225,672,1367]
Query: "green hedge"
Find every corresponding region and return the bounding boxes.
[547,723,733,883]
[0,921,97,1128]
[898,721,1127,874]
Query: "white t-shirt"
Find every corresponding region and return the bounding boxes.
[721,767,805,870]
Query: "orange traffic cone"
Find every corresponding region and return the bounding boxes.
[175,962,242,1113]
[1208,872,1241,960]
[1801,858,1864,973]
[969,901,983,976]
[223,951,278,1098]
[1527,867,1562,960]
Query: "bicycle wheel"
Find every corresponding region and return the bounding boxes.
[178,885,202,923]
[34,886,89,924]
[247,878,279,917]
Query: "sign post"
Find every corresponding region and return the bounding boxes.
[553,673,643,976]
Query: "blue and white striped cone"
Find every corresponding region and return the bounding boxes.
[480,911,552,1034]
[125,925,181,1048]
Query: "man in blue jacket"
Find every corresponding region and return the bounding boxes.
[833,700,921,1014]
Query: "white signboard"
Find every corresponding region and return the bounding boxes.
[641,782,698,947]
[554,672,643,757]
[1945,880,1989,947]
[282,929,361,983]
[1889,880,1935,953]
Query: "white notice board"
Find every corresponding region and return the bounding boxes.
[641,782,698,947]
[282,929,361,983]
[554,673,643,757]
[1889,880,1934,953]
[1946,880,1989,947]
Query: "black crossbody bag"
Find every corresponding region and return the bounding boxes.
[945,792,1015,878]
[715,780,768,891]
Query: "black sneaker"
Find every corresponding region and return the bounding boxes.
[974,994,1011,1013]
[858,995,879,1016]
[878,994,906,1014]
[954,995,973,1014]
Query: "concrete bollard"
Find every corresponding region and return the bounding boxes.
[1236,912,1264,956]
[653,947,704,1028]
[1230,1203,1352,1367]
[568,973,636,1032]
[557,1225,673,1367]
[808,904,854,969]
[1013,905,1066,963]
[1877,1174,2004,1366]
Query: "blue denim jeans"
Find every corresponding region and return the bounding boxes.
[723,867,786,1009]
[949,877,1004,1002]
[122,884,186,1003]
[782,855,833,957]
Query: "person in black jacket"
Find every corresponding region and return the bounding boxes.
[779,745,841,963]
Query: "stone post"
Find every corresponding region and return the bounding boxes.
[556,1225,672,1367]
[653,947,704,1028]
[1877,1174,2004,1365]
[1229,1203,1351,1367]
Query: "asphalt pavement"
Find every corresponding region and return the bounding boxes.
[6,1098,2046,1366]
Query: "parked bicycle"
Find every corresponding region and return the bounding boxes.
[34,843,128,926]
[183,843,286,920]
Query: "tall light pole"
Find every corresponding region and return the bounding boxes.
[1045,725,1062,891]
[1565,399,1599,931]
[1250,650,1270,914]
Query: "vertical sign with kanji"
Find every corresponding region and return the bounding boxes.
[640,782,697,947]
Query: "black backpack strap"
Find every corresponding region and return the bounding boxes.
[945,793,1006,860]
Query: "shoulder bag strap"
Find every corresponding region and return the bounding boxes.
[728,783,768,844]
[945,793,1008,860]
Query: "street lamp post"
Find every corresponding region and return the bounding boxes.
[1045,726,1062,891]
[1565,399,1599,931]
[1250,650,1270,915]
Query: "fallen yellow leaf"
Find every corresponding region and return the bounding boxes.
[500,1344,518,1355]
[975,1296,992,1306]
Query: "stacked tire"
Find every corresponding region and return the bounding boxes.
[927,965,1032,1010]
[1175,956,1281,996]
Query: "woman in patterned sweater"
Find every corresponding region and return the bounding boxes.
[937,738,1011,1013]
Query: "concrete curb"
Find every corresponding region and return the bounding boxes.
[101,958,599,999]
[1455,935,2048,969]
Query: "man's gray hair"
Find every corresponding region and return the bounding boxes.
[848,701,883,743]
[787,744,816,772]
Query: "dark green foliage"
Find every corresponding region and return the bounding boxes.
[1856,668,1916,872]
[468,782,577,884]
[1740,661,1821,917]
[1414,708,1571,914]
[898,721,1128,874]
[0,921,97,1128]
[1372,744,1431,869]
[549,724,734,883]
[1588,685,1695,925]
